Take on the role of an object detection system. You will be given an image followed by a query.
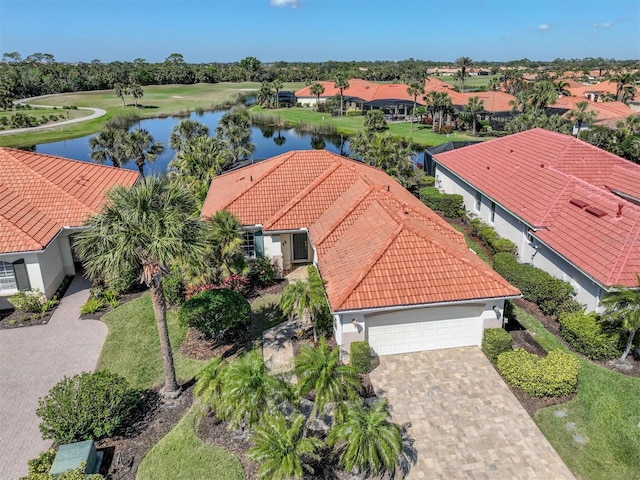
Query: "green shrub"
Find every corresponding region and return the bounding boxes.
[20,449,104,479]
[497,348,580,397]
[345,109,363,116]
[248,256,279,289]
[419,187,463,218]
[559,311,620,360]
[417,175,435,188]
[179,288,251,337]
[80,298,105,315]
[36,371,140,444]
[9,291,46,313]
[41,297,58,313]
[468,217,516,254]
[481,328,513,363]
[493,252,582,318]
[163,269,186,305]
[350,341,371,373]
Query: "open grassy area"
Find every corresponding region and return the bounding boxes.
[96,292,207,390]
[437,74,501,90]
[514,306,640,480]
[0,106,90,123]
[136,405,245,480]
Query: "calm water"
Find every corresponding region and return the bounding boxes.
[35,110,351,175]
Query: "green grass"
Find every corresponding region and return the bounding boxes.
[452,225,492,265]
[96,292,207,390]
[438,74,501,90]
[0,106,90,122]
[136,405,244,480]
[514,306,640,480]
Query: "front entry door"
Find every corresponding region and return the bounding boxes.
[292,233,309,262]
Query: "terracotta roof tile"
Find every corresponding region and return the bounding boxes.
[435,129,640,288]
[0,148,139,254]
[203,150,519,312]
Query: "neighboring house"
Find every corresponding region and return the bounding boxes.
[0,148,139,309]
[434,128,640,312]
[202,150,520,358]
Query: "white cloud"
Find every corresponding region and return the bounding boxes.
[537,24,551,31]
[270,0,300,7]
[592,22,612,28]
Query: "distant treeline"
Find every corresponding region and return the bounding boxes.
[1,51,638,100]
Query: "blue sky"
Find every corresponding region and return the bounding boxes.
[1,0,638,63]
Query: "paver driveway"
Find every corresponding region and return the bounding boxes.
[0,276,107,480]
[369,347,574,479]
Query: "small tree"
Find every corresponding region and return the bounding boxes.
[600,277,640,360]
[363,109,387,133]
[280,265,328,342]
[310,82,325,106]
[179,288,251,338]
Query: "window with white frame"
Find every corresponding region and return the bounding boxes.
[475,191,482,211]
[241,232,256,258]
[0,261,18,293]
[490,201,496,223]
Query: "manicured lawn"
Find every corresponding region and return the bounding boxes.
[96,292,207,390]
[514,306,640,480]
[136,405,244,480]
[438,74,501,90]
[0,106,90,123]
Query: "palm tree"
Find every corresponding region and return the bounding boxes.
[568,101,597,137]
[295,337,360,420]
[194,357,227,414]
[216,107,255,163]
[349,132,415,187]
[334,75,350,116]
[554,80,571,97]
[218,349,290,429]
[209,210,246,280]
[309,82,325,106]
[248,413,323,480]
[327,398,403,477]
[487,77,501,92]
[272,78,283,109]
[129,82,144,107]
[463,96,484,135]
[407,81,425,133]
[279,265,327,342]
[168,119,209,152]
[257,81,273,108]
[74,177,207,398]
[88,127,128,168]
[114,82,128,106]
[123,129,164,176]
[609,71,638,103]
[600,277,640,360]
[455,56,473,93]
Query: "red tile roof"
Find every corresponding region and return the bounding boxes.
[0,148,140,254]
[202,150,519,312]
[550,97,634,120]
[435,129,640,288]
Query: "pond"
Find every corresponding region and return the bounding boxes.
[35,110,351,176]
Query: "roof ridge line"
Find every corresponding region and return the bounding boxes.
[332,218,404,311]
[607,214,640,285]
[264,159,342,229]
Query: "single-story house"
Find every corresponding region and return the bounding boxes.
[0,148,139,309]
[202,150,520,358]
[434,128,640,312]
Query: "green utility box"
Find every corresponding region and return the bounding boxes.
[50,439,102,475]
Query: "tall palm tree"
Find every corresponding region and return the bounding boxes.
[272,78,283,109]
[114,82,128,106]
[455,56,473,93]
[294,337,360,420]
[600,277,640,360]
[609,71,638,103]
[194,357,227,414]
[248,413,323,480]
[463,96,484,135]
[334,75,350,116]
[407,81,425,133]
[310,82,325,106]
[168,119,209,152]
[568,101,596,137]
[257,81,273,108]
[216,107,255,163]
[279,265,327,342]
[554,80,571,97]
[487,77,501,92]
[327,398,403,477]
[209,210,246,280]
[123,128,164,176]
[349,131,415,187]
[74,177,207,398]
[218,349,290,429]
[129,82,144,107]
[88,127,128,168]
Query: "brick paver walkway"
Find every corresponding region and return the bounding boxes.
[0,275,107,480]
[369,347,575,479]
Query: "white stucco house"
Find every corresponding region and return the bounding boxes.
[434,128,640,313]
[0,148,139,310]
[202,150,520,358]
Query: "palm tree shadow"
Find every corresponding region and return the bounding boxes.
[398,422,418,478]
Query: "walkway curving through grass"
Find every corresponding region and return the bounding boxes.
[136,405,245,480]
[515,306,640,480]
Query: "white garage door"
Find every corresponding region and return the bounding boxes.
[366,305,484,356]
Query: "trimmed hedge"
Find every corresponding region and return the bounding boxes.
[493,252,583,317]
[559,311,620,360]
[468,217,516,254]
[179,288,251,338]
[481,328,513,363]
[497,348,580,397]
[350,341,371,373]
[419,187,463,218]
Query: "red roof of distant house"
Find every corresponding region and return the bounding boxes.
[435,129,640,288]
[202,150,519,312]
[550,97,634,120]
[0,148,140,254]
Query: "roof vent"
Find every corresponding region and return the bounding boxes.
[585,206,607,218]
[540,163,545,168]
[486,166,490,170]
[569,198,589,208]
[617,204,623,218]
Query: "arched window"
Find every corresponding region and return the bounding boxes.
[0,261,17,293]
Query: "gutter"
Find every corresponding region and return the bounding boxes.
[0,225,84,257]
